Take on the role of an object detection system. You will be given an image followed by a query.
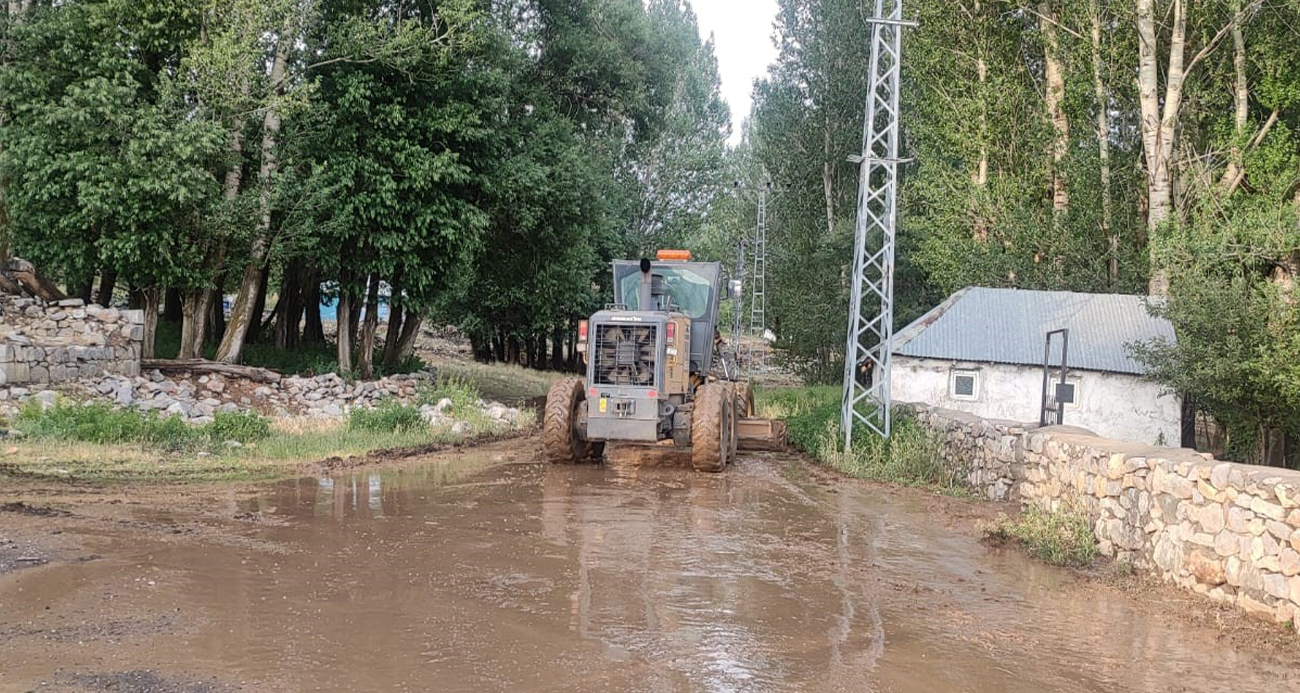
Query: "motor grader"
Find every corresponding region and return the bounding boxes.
[543,250,785,472]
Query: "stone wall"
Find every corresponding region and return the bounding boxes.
[0,296,143,386]
[912,404,1300,631]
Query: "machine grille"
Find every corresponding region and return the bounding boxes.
[592,323,658,387]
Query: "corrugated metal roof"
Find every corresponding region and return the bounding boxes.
[893,287,1174,375]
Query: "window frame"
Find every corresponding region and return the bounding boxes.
[949,369,981,401]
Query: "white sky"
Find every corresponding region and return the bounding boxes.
[690,0,781,144]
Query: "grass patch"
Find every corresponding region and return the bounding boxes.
[983,506,1099,567]
[422,356,563,405]
[14,401,272,451]
[349,401,424,433]
[757,386,969,495]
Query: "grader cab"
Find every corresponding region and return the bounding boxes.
[542,251,786,472]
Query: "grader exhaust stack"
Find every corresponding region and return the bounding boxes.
[542,251,786,472]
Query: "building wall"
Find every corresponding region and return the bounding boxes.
[911,404,1300,632]
[0,296,143,386]
[891,355,1181,446]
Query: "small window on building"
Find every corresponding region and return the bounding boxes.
[950,369,980,401]
[1054,379,1081,408]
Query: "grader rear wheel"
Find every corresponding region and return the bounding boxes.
[543,378,601,464]
[691,383,734,473]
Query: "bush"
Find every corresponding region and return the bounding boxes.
[983,507,1099,567]
[349,401,424,433]
[207,410,272,444]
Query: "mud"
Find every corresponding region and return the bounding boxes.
[2,440,1298,692]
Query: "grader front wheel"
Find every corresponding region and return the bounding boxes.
[691,383,735,473]
[543,378,601,464]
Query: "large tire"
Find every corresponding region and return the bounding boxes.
[692,383,733,473]
[543,378,599,464]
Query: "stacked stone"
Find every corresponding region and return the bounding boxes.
[911,402,1300,633]
[0,297,143,385]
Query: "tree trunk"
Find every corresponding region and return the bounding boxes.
[380,268,405,366]
[1041,1,1069,217]
[206,288,225,344]
[387,313,422,370]
[1219,1,1248,193]
[357,275,380,379]
[302,268,324,345]
[163,287,183,322]
[347,289,362,351]
[552,327,566,371]
[1137,0,1187,296]
[140,287,162,360]
[274,259,305,350]
[972,15,989,243]
[215,33,290,363]
[74,277,94,304]
[822,113,835,237]
[177,291,212,359]
[96,268,117,307]
[245,262,271,345]
[336,284,354,374]
[1091,3,1117,286]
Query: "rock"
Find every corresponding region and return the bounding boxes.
[113,386,134,406]
[1238,594,1276,618]
[1187,550,1226,586]
[319,402,343,417]
[1250,496,1287,522]
[218,403,240,413]
[33,390,57,410]
[1227,506,1254,533]
[1194,504,1226,534]
[1263,572,1291,600]
[1280,548,1300,578]
[451,421,472,436]
[434,397,454,414]
[224,440,243,449]
[485,402,510,420]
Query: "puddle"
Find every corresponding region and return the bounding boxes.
[1,445,1296,692]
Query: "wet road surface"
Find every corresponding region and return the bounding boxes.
[2,441,1297,692]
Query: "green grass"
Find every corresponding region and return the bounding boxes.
[983,507,1100,567]
[14,401,271,450]
[151,320,425,378]
[757,386,969,495]
[422,356,563,405]
[349,401,424,433]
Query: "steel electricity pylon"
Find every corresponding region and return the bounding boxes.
[841,0,914,448]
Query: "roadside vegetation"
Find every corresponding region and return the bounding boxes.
[982,507,1100,568]
[757,386,968,495]
[0,375,533,484]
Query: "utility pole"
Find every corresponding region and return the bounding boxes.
[841,0,914,448]
[749,183,769,339]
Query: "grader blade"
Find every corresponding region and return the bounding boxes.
[736,418,788,451]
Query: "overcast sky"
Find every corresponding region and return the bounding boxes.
[690,0,780,144]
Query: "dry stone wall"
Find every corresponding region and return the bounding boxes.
[911,404,1300,631]
[0,296,143,386]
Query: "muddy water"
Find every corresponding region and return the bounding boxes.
[2,444,1296,692]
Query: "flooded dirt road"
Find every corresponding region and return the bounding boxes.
[2,441,1297,692]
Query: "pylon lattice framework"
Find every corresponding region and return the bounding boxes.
[748,188,767,339]
[841,0,913,448]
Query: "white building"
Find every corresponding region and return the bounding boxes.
[890,287,1181,446]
